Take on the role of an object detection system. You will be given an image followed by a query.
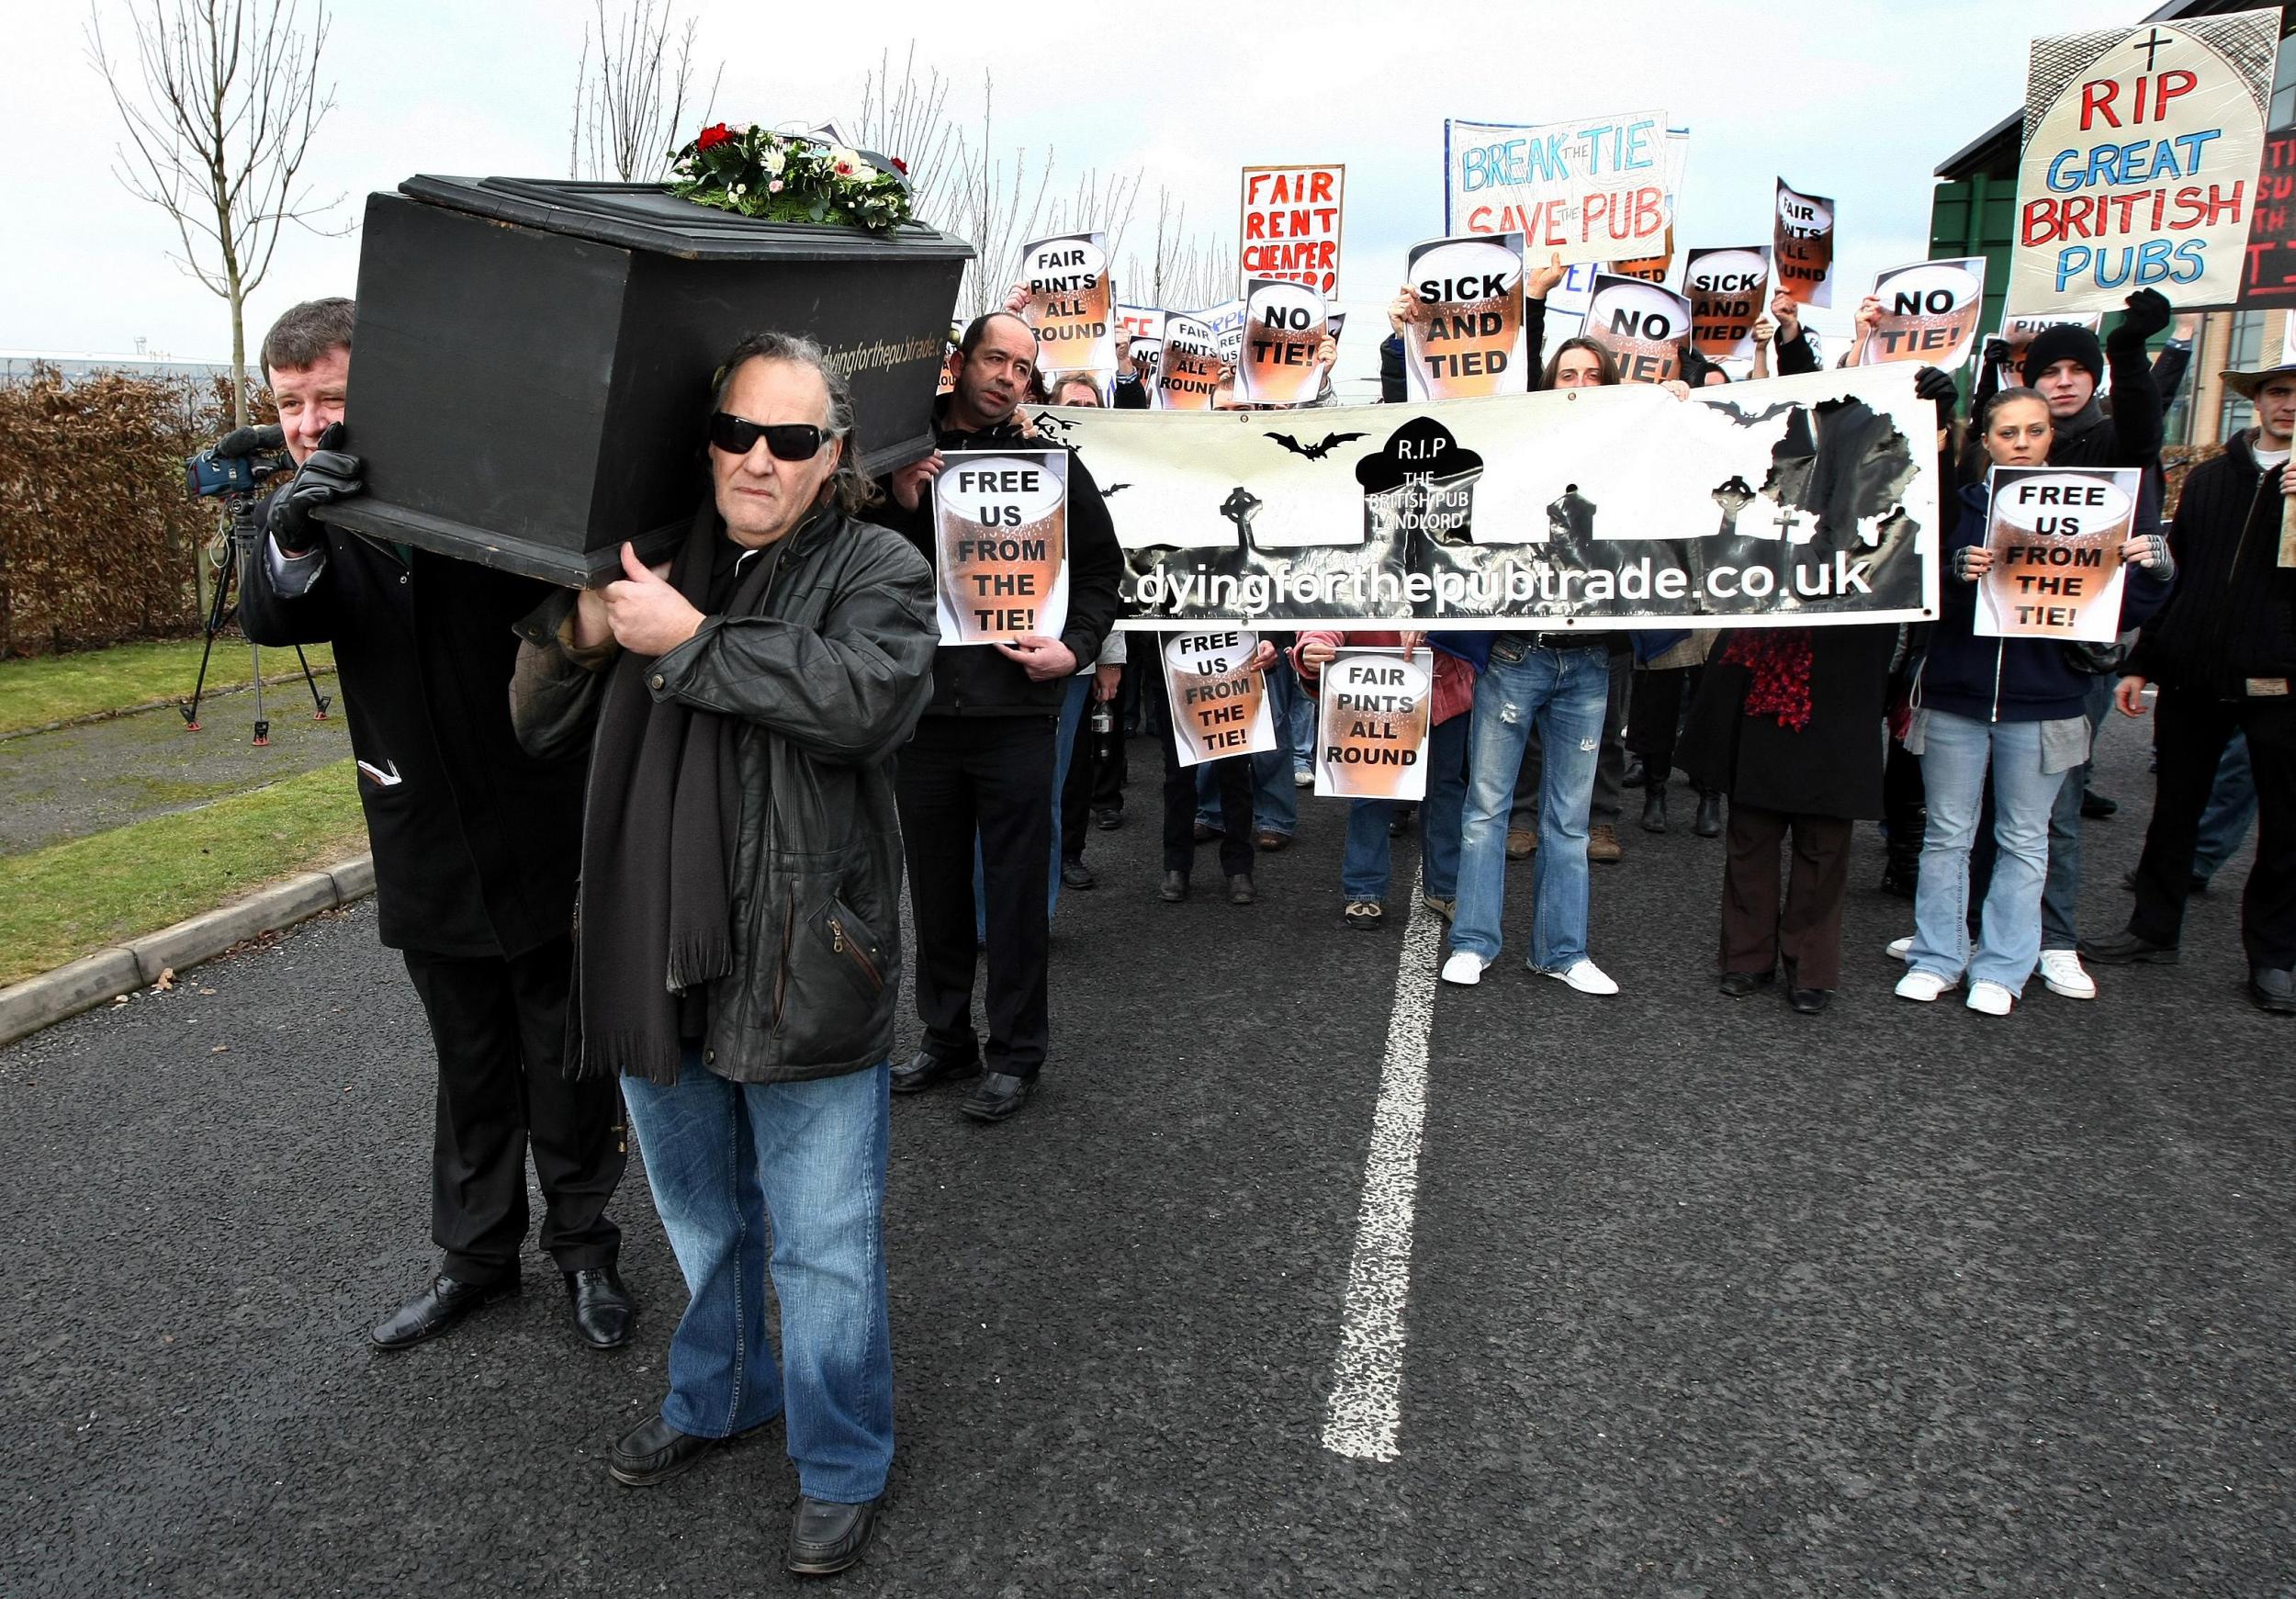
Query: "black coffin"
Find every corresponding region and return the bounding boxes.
[319,175,973,584]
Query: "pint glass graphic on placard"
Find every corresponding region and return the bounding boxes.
[1315,650,1433,801]
[1683,246,1771,361]
[1158,312,1222,411]
[1583,275,1692,384]
[1863,258,1987,369]
[1162,630,1274,766]
[1975,467,2137,645]
[1021,231,1116,378]
[932,451,1070,646]
[1238,278,1328,406]
[1773,180,1835,309]
[1404,233,1526,400]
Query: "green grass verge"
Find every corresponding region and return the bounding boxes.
[0,758,368,986]
[0,636,337,737]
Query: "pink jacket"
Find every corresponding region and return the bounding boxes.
[1289,630,1477,726]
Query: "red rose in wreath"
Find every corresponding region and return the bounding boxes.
[695,123,735,152]
[890,156,908,174]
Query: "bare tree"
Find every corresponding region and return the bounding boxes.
[850,44,961,227]
[87,0,345,427]
[1121,188,1236,313]
[943,77,1059,321]
[568,0,719,184]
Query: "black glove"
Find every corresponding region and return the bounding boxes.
[267,422,363,555]
[2110,287,2172,348]
[1981,337,2012,371]
[1913,366,1958,427]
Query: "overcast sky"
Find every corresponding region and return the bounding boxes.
[6,0,2139,372]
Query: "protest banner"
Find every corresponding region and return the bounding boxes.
[1240,164,1345,298]
[1162,629,1276,766]
[1444,111,1671,266]
[1118,303,1166,385]
[1030,364,1941,631]
[930,450,1070,646]
[1774,179,1836,308]
[2008,7,2279,314]
[1974,466,2138,643]
[1859,257,1989,368]
[1202,297,1248,367]
[1683,246,1771,361]
[1608,128,1693,281]
[1019,231,1116,377]
[2240,125,2296,306]
[1238,277,1330,406]
[1403,231,1528,400]
[1158,311,1221,411]
[1315,648,1432,801]
[1582,275,1694,383]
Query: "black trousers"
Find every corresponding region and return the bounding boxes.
[2131,690,2296,968]
[1626,665,1704,788]
[1883,736,1927,871]
[400,934,624,1285]
[1718,805,1854,989]
[1165,734,1255,877]
[896,714,1056,1077]
[1061,693,1109,863]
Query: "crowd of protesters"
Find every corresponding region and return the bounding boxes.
[232,242,2290,1574]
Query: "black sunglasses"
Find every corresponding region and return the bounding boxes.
[707,411,835,461]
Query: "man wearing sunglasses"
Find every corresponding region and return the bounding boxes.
[512,331,937,1577]
[871,310,1127,1123]
[235,298,634,1354]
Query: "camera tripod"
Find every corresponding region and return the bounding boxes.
[180,490,332,743]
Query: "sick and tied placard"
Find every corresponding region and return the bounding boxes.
[931,451,1070,646]
[1162,629,1275,767]
[1975,466,2140,644]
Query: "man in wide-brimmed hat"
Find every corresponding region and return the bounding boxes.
[2085,358,2296,1016]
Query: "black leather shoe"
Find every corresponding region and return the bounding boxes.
[1640,787,1668,834]
[1093,806,1123,831]
[787,1494,882,1576]
[1878,860,1918,899]
[566,1267,634,1349]
[1191,820,1217,842]
[1160,870,1188,903]
[890,1048,976,1095]
[2080,790,2119,819]
[609,1411,771,1487]
[1622,755,1647,789]
[1060,858,1096,890]
[1788,986,1830,1015]
[2080,929,2180,965]
[1693,792,1725,838]
[1227,873,1255,906]
[368,1271,518,1350]
[1717,971,1773,998]
[2248,967,2296,1015]
[960,1071,1032,1122]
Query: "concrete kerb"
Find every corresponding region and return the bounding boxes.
[0,854,376,1048]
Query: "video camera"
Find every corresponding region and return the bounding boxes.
[186,424,293,499]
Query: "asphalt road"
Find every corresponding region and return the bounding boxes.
[4,713,2290,1597]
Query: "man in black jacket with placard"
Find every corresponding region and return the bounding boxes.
[237,298,631,1347]
[871,310,1124,1120]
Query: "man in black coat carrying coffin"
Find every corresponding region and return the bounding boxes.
[235,298,631,1350]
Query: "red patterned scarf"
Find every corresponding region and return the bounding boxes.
[1721,627,1815,732]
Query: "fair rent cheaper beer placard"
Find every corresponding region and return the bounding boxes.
[1240,164,1345,298]
[1162,629,1276,768]
[1975,467,2139,644]
[931,451,1071,647]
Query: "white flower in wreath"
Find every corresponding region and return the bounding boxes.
[828,145,868,178]
[760,146,787,176]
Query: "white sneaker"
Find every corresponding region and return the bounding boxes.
[1886,935,1913,962]
[1966,980,2015,1016]
[2037,949,2097,1000]
[1548,958,1620,996]
[1292,769,1314,788]
[1440,952,1485,986]
[1895,969,1953,1003]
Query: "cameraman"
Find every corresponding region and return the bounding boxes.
[236,298,632,1351]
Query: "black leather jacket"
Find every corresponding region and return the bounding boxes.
[510,505,937,1084]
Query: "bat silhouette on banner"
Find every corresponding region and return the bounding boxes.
[1264,431,1367,460]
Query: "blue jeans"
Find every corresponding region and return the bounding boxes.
[977,675,1090,936]
[1199,657,1300,837]
[1344,711,1469,902]
[1911,711,2068,994]
[2194,732,2257,883]
[620,1054,893,1503]
[1287,667,1315,778]
[1451,644,1609,969]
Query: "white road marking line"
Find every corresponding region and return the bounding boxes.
[1320,861,1442,1463]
